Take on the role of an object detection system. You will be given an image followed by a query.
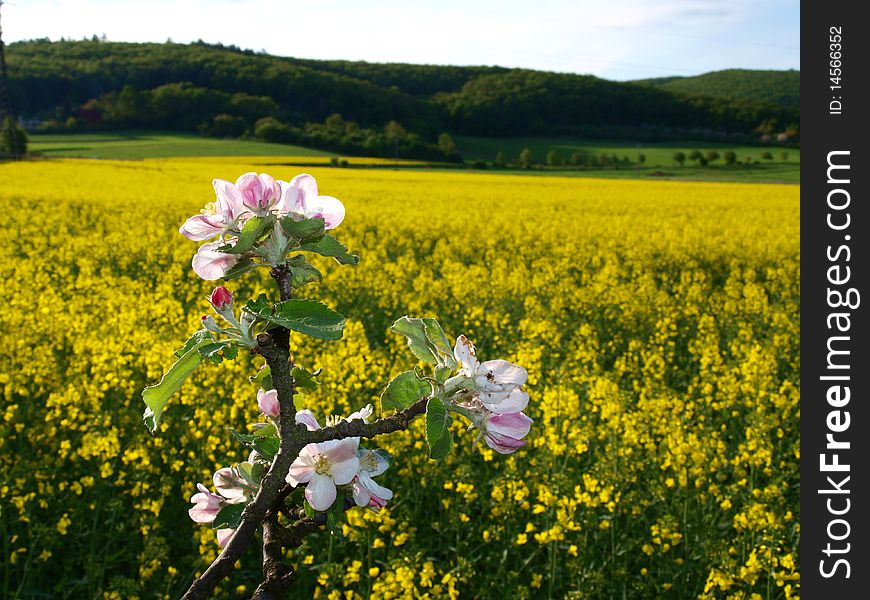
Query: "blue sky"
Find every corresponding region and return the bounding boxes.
[4,0,799,80]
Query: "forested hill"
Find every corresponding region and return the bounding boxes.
[636,69,800,109]
[8,40,799,156]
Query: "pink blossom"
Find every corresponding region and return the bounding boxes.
[235,172,282,214]
[257,388,280,418]
[351,449,393,510]
[192,241,239,281]
[277,173,345,230]
[188,483,223,524]
[286,438,360,511]
[212,467,251,504]
[454,335,528,412]
[482,412,533,455]
[179,179,247,241]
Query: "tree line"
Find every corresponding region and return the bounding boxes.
[7,40,800,158]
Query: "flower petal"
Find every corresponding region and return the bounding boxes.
[179,214,225,241]
[360,471,393,500]
[486,412,533,440]
[212,178,245,221]
[352,478,371,507]
[192,242,238,281]
[479,359,528,386]
[306,473,337,512]
[453,335,479,374]
[329,454,361,486]
[290,173,318,199]
[257,388,280,418]
[484,431,527,454]
[306,195,345,230]
[481,387,529,414]
[216,528,236,547]
[295,409,321,431]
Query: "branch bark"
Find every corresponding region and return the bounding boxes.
[182,267,430,599]
[182,269,302,600]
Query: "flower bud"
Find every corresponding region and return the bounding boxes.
[209,286,233,311]
[201,315,223,334]
[257,388,280,418]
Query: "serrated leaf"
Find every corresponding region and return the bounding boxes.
[244,297,345,341]
[198,340,237,362]
[435,365,453,384]
[281,216,326,242]
[298,234,359,265]
[252,436,280,460]
[381,370,431,411]
[423,318,456,369]
[142,338,210,434]
[249,366,273,390]
[219,215,276,255]
[291,366,319,393]
[425,396,453,460]
[174,330,214,359]
[212,503,246,530]
[390,316,438,364]
[287,255,323,288]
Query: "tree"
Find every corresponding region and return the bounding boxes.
[672,151,686,166]
[546,150,560,166]
[494,151,506,168]
[437,132,457,157]
[688,150,703,165]
[0,117,27,157]
[781,151,789,162]
[723,150,737,165]
[637,153,646,165]
[518,147,533,168]
[570,151,583,166]
[705,150,720,164]
[761,151,774,160]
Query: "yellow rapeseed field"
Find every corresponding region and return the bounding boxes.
[0,158,799,599]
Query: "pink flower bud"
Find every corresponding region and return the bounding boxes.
[210,286,233,311]
[257,389,280,418]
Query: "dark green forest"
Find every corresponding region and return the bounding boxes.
[7,39,800,160]
[637,69,800,109]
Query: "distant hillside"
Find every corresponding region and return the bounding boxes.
[636,69,800,108]
[7,40,800,158]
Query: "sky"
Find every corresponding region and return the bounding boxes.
[2,0,799,80]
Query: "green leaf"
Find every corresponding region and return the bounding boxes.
[435,365,453,384]
[303,499,315,518]
[249,366,273,390]
[390,316,438,364]
[142,338,211,434]
[381,370,431,411]
[281,216,326,242]
[291,366,320,393]
[252,422,277,437]
[423,318,457,369]
[252,436,279,461]
[298,234,359,265]
[222,258,262,281]
[244,297,346,341]
[212,503,246,530]
[326,499,345,538]
[198,340,237,364]
[287,255,323,288]
[174,330,214,359]
[219,215,276,255]
[425,396,453,460]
